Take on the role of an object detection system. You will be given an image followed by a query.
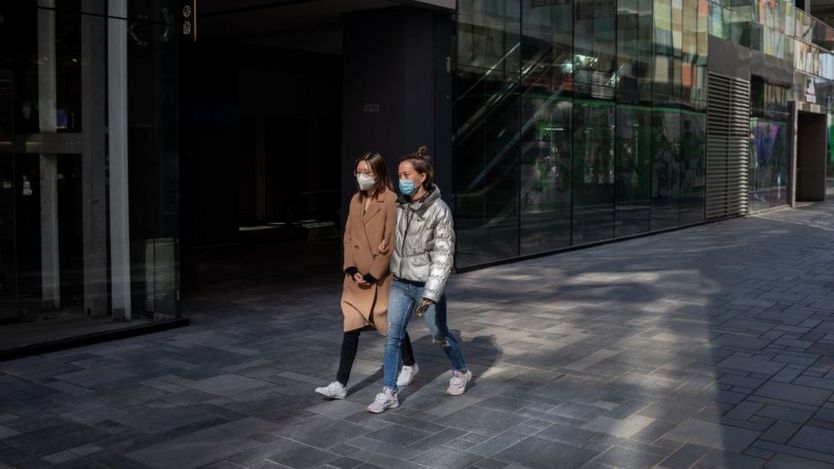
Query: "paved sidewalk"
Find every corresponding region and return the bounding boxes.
[2,202,834,469]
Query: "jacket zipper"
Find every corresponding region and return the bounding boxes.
[399,204,414,279]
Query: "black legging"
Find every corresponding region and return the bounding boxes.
[337,329,415,387]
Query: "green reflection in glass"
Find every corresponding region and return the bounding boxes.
[572,100,616,244]
[615,106,652,236]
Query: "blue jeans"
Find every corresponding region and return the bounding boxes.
[383,279,467,391]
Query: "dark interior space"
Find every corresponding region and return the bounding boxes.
[796,111,827,202]
[179,30,344,290]
[178,0,450,293]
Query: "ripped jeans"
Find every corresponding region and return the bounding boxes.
[383,278,467,391]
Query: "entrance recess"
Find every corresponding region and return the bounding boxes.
[180,1,452,290]
[794,109,827,202]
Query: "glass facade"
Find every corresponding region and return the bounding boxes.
[710,0,834,207]
[749,77,790,210]
[2,0,834,350]
[453,0,709,268]
[454,0,834,267]
[0,1,181,353]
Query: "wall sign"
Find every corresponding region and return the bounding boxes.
[183,1,197,41]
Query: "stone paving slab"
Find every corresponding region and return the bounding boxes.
[1,201,834,468]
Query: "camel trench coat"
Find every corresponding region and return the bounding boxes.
[341,187,397,334]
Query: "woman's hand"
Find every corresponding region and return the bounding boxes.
[414,298,435,318]
[352,272,367,284]
[378,238,391,255]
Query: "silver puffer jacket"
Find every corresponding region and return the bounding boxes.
[391,185,455,302]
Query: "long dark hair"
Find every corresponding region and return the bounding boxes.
[354,152,392,199]
[399,145,433,191]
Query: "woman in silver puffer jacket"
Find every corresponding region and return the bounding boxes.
[367,146,471,414]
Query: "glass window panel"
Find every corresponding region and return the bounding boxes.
[683,0,708,108]
[709,2,725,38]
[520,93,572,254]
[572,100,615,244]
[749,21,763,51]
[457,0,522,74]
[828,115,834,196]
[453,67,520,267]
[784,0,794,37]
[0,3,181,351]
[680,111,706,224]
[483,92,521,261]
[615,106,652,236]
[655,0,683,104]
[618,0,654,103]
[521,0,572,79]
[454,70,489,268]
[650,109,681,229]
[575,0,618,99]
[749,116,789,210]
[797,11,814,43]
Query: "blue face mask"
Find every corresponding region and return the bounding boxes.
[399,179,416,196]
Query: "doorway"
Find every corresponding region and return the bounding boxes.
[180,34,343,290]
[796,111,827,202]
[178,1,452,293]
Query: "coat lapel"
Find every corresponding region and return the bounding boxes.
[362,197,383,223]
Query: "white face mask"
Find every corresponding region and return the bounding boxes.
[357,173,376,191]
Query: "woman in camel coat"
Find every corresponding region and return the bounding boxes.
[315,152,418,400]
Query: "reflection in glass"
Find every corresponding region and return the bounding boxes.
[575,0,617,99]
[615,106,652,235]
[654,0,683,104]
[521,96,572,254]
[457,0,521,74]
[749,78,790,211]
[451,0,832,268]
[749,117,789,210]
[521,0,572,83]
[572,101,615,243]
[0,3,181,351]
[651,109,681,229]
[618,0,654,103]
[680,112,706,224]
[454,69,521,266]
[483,91,521,261]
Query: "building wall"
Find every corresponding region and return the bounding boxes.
[341,6,453,217]
[0,1,181,354]
[451,0,834,269]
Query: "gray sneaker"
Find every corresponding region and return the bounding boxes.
[396,363,419,387]
[367,388,399,413]
[315,381,346,400]
[446,370,472,396]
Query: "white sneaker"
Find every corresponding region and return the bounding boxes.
[315,381,346,400]
[446,370,472,396]
[367,388,399,413]
[396,363,419,387]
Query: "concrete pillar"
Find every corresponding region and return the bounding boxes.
[109,0,131,320]
[81,0,109,317]
[37,1,60,310]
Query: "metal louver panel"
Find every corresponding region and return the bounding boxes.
[706,72,750,220]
